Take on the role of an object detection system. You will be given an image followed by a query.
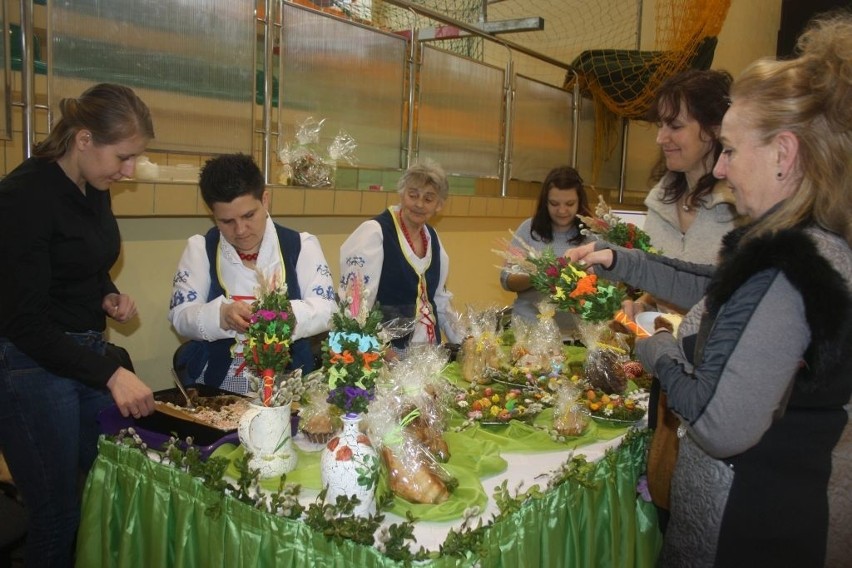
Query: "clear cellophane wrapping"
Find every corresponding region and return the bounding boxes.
[510,301,564,371]
[552,383,589,436]
[456,306,507,383]
[277,116,357,188]
[578,321,631,395]
[298,384,341,444]
[366,346,456,504]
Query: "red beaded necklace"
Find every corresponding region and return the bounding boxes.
[237,251,258,262]
[398,213,428,258]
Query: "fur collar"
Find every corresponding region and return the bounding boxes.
[706,226,851,389]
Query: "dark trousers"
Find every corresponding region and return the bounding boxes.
[0,335,114,568]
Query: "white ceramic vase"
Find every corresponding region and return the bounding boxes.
[320,413,379,517]
[238,401,297,479]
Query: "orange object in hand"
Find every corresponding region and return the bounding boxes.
[614,310,650,338]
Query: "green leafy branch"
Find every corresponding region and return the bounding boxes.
[493,479,544,516]
[375,511,431,566]
[112,429,424,562]
[110,428,650,564]
[303,489,382,546]
[439,506,491,560]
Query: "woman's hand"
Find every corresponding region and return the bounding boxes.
[565,242,614,272]
[103,293,137,323]
[621,298,651,320]
[220,300,253,333]
[106,367,155,418]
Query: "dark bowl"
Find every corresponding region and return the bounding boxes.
[97,385,243,459]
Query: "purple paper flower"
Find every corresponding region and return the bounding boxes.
[327,385,375,414]
[636,474,652,502]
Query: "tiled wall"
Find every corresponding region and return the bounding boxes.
[110,179,541,219]
[110,151,546,218]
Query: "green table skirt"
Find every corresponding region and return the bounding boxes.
[77,433,662,567]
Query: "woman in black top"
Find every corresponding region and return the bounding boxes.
[0,83,155,567]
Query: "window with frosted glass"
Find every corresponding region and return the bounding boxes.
[418,46,503,178]
[50,0,255,154]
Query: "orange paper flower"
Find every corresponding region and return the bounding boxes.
[569,274,598,298]
[361,351,381,370]
[330,351,356,365]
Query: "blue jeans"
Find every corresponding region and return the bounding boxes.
[0,333,114,568]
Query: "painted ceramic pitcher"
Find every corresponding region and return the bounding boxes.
[320,413,379,517]
[238,401,297,478]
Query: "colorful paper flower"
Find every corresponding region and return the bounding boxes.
[243,271,308,407]
[323,274,385,415]
[495,232,624,323]
[578,195,659,254]
[526,248,625,323]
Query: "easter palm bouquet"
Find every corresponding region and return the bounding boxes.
[495,234,624,323]
[529,248,625,323]
[243,271,308,407]
[578,195,658,253]
[323,274,385,415]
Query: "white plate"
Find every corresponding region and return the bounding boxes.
[635,311,682,337]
